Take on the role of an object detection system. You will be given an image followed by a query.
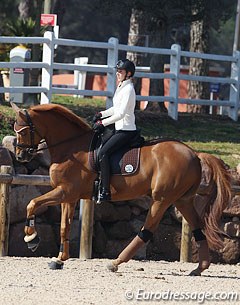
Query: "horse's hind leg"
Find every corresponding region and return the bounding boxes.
[108,198,170,272]
[49,201,77,270]
[175,198,210,276]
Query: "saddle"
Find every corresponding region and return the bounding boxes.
[88,128,145,176]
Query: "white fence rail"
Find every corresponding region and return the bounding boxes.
[0,31,240,120]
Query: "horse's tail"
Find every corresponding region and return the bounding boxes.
[197,152,232,250]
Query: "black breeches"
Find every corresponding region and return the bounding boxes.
[98,130,137,161]
[98,130,137,189]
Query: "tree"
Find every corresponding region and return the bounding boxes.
[0,0,19,34]
[187,0,236,113]
[53,0,66,28]
[127,8,148,109]
[17,0,44,104]
[126,1,188,112]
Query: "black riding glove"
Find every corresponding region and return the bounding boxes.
[92,112,102,123]
[93,120,105,133]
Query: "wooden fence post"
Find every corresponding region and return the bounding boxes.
[79,199,94,259]
[180,217,192,262]
[0,165,12,256]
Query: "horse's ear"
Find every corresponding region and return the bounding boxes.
[10,102,26,121]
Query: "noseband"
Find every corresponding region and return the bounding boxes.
[14,109,45,155]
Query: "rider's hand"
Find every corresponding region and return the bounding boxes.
[92,112,102,123]
[93,120,105,133]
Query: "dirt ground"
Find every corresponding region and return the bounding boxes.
[0,257,239,305]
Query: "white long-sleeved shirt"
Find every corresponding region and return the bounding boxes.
[100,79,136,131]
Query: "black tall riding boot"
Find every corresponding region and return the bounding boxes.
[99,155,111,202]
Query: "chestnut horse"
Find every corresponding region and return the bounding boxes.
[11,102,231,275]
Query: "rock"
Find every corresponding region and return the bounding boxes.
[2,136,16,155]
[220,238,240,264]
[104,238,147,259]
[94,202,132,222]
[232,166,240,185]
[93,221,108,255]
[31,167,52,195]
[104,221,133,240]
[192,237,240,264]
[129,196,152,211]
[147,223,182,261]
[131,206,141,216]
[24,159,41,173]
[35,142,51,168]
[223,221,240,237]
[43,206,61,224]
[69,219,81,257]
[233,216,239,222]
[223,195,240,217]
[130,218,144,233]
[0,145,13,167]
[14,164,28,174]
[8,222,59,257]
[9,185,48,224]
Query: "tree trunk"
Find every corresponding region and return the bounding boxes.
[29,1,43,104]
[187,6,210,114]
[53,0,66,28]
[0,73,4,103]
[18,0,44,104]
[147,25,167,112]
[127,8,148,109]
[18,0,32,19]
[148,37,166,112]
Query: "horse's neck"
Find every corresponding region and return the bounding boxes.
[45,128,93,162]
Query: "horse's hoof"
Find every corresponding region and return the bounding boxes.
[189,268,202,276]
[48,257,64,270]
[27,235,41,252]
[107,262,118,272]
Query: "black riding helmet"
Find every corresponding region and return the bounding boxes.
[116,59,135,77]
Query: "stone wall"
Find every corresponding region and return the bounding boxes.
[1,135,239,264]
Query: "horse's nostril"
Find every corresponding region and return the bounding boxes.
[16,155,23,161]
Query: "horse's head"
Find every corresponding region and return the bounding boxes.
[11,102,43,162]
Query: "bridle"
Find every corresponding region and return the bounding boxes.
[14,109,88,156]
[14,109,46,155]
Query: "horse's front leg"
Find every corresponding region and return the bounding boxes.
[108,199,169,272]
[24,186,65,252]
[49,202,77,270]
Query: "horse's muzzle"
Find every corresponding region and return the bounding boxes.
[16,149,35,163]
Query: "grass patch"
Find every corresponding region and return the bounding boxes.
[1,96,240,168]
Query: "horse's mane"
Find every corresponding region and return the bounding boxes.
[30,103,91,131]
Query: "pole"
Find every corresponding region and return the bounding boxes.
[0,166,12,256]
[79,199,94,259]
[233,0,240,52]
[180,217,192,262]
[44,0,52,14]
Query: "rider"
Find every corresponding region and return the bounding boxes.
[93,59,137,202]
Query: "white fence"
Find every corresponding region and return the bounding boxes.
[0,31,240,120]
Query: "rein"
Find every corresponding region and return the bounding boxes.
[36,134,84,152]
